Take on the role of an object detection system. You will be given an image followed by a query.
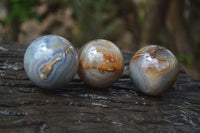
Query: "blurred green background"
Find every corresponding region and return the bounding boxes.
[0,0,200,80]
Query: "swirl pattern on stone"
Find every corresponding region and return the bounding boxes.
[129,45,179,95]
[24,35,78,89]
[78,39,124,88]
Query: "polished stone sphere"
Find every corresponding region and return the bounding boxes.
[24,35,78,89]
[78,39,124,88]
[129,45,179,96]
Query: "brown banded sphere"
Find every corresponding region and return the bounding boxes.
[129,45,180,96]
[78,39,124,88]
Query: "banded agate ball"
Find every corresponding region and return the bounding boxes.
[24,35,78,89]
[129,45,179,96]
[78,39,124,88]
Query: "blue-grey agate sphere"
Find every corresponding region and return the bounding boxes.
[24,35,78,89]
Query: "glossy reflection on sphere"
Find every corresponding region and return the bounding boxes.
[24,35,78,89]
[78,39,124,88]
[129,45,179,95]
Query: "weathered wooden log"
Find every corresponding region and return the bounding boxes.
[0,41,199,133]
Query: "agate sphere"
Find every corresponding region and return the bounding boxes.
[24,35,78,89]
[129,45,179,95]
[78,39,124,88]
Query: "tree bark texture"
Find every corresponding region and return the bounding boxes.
[5,17,21,42]
[116,0,140,50]
[189,0,200,55]
[166,0,192,55]
[141,0,169,47]
[4,1,21,42]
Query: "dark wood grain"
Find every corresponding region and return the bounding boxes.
[0,41,200,133]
